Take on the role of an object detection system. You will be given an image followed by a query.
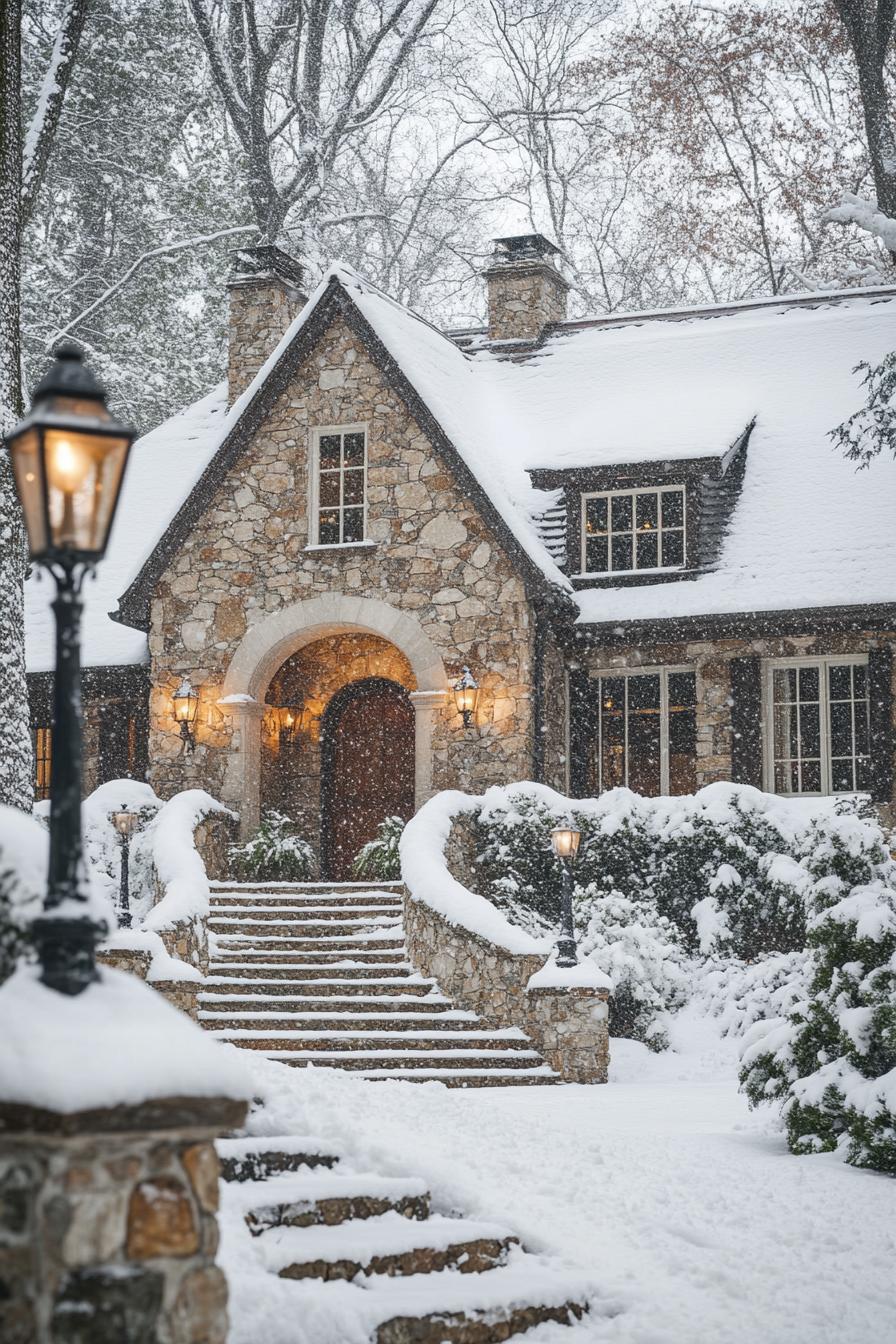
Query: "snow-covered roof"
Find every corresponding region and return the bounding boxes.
[25,386,228,671]
[26,270,896,671]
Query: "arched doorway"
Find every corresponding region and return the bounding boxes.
[321,678,415,880]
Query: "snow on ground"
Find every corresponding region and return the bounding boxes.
[231,1009,896,1344]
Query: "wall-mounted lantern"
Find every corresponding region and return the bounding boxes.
[277,705,306,746]
[453,666,480,727]
[112,807,140,929]
[550,820,582,967]
[173,677,199,753]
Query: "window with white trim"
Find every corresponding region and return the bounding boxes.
[312,427,367,545]
[581,485,686,575]
[764,656,870,795]
[586,668,697,796]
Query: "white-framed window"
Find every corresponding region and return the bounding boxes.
[587,667,697,796]
[310,425,367,545]
[763,656,870,796]
[581,485,686,576]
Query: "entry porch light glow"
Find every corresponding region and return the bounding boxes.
[550,819,582,967]
[173,678,200,752]
[277,704,306,746]
[453,665,479,727]
[3,342,136,995]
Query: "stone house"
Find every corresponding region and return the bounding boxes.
[24,235,896,873]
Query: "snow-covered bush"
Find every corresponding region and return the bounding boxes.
[79,780,162,923]
[229,810,315,883]
[353,815,404,882]
[740,864,896,1174]
[695,951,811,1038]
[577,887,688,1046]
[0,806,49,983]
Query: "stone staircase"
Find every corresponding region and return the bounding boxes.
[200,883,561,1085]
[218,1134,590,1341]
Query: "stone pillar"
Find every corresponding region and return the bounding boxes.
[409,689,448,811]
[0,1094,246,1344]
[524,986,610,1084]
[219,698,265,839]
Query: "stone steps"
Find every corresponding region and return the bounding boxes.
[203,883,560,1086]
[219,1134,589,1340]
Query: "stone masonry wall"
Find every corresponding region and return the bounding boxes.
[484,262,569,342]
[583,628,896,792]
[227,280,305,403]
[0,1095,244,1344]
[148,314,536,810]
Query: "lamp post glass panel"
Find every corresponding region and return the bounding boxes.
[550,822,582,967]
[4,344,135,995]
[112,808,140,929]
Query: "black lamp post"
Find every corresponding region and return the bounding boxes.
[4,343,136,995]
[550,821,582,967]
[112,807,140,929]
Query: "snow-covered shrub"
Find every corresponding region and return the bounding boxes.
[80,780,162,923]
[353,816,404,882]
[0,806,49,983]
[695,951,811,1038]
[740,866,896,1174]
[577,887,688,1046]
[229,810,315,883]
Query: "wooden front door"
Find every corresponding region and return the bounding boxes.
[321,677,415,880]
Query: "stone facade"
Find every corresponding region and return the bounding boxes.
[0,1094,244,1344]
[147,313,536,846]
[581,627,896,793]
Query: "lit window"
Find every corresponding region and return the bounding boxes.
[766,657,870,795]
[586,669,697,796]
[33,725,52,801]
[314,428,366,545]
[581,486,685,575]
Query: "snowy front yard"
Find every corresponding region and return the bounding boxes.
[229,1014,896,1344]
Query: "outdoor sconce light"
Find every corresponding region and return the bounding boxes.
[112,807,140,929]
[4,342,136,995]
[453,666,480,727]
[550,820,582,967]
[173,678,199,752]
[277,705,306,746]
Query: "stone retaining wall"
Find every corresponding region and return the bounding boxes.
[403,894,609,1084]
[0,1094,245,1344]
[96,948,201,1022]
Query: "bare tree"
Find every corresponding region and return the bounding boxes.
[0,0,88,809]
[186,0,444,250]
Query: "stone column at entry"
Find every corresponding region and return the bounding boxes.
[409,689,448,812]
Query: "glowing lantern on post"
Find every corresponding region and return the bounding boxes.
[173,678,200,752]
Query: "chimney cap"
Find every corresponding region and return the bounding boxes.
[227,243,305,294]
[491,233,561,263]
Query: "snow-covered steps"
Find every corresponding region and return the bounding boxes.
[203,884,562,1086]
[219,1133,590,1341]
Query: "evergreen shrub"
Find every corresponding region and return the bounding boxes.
[229,810,316,883]
[353,815,405,882]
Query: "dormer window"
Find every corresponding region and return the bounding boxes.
[312,425,367,545]
[582,485,686,575]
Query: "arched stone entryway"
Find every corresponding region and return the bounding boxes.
[219,594,448,839]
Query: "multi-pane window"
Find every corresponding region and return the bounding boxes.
[33,726,52,801]
[586,669,697,796]
[766,657,870,795]
[581,486,686,575]
[315,428,366,545]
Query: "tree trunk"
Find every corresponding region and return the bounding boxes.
[0,0,35,811]
[835,0,896,258]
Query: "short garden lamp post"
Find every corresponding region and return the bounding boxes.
[173,677,199,752]
[453,666,479,727]
[4,343,136,994]
[550,821,581,967]
[112,807,139,929]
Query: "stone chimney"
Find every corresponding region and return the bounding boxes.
[483,234,569,343]
[227,244,307,403]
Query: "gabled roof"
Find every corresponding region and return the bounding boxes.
[113,264,571,637]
